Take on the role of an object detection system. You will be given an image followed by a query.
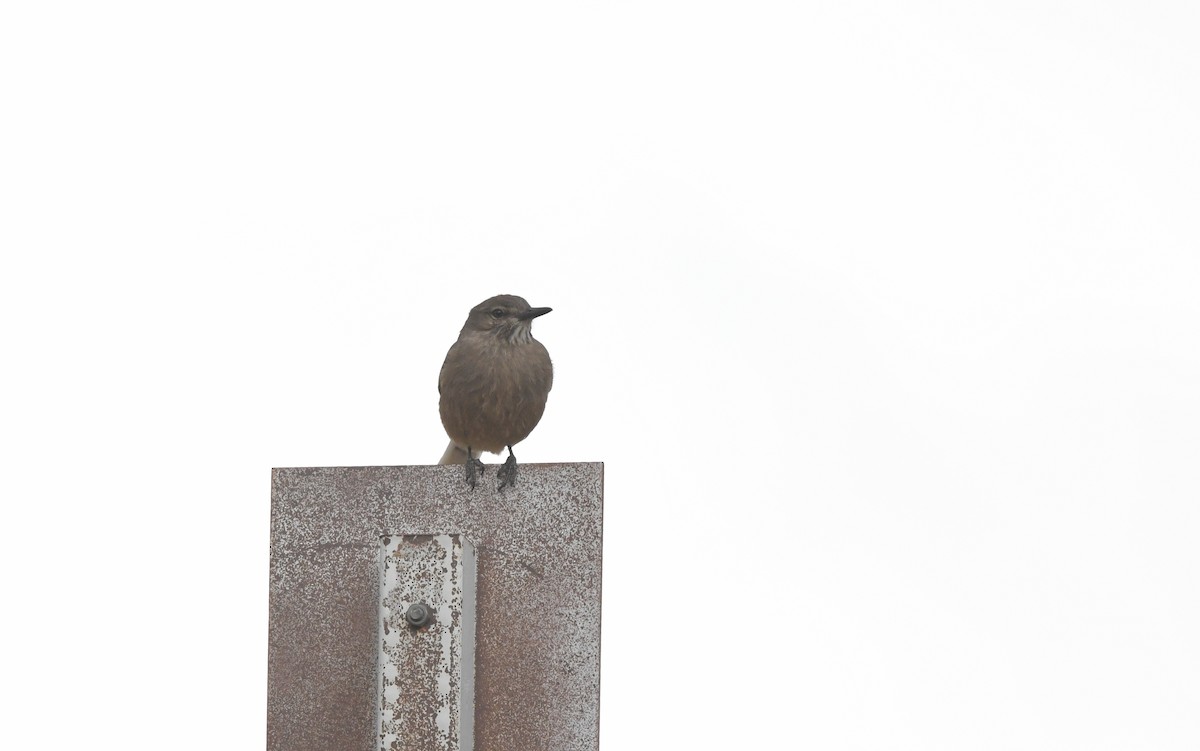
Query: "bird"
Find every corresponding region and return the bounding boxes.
[437,294,553,490]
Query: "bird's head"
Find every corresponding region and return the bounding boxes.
[462,294,552,344]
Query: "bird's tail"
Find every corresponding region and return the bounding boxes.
[439,441,468,465]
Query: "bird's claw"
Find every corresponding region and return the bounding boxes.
[464,455,486,491]
[496,452,518,491]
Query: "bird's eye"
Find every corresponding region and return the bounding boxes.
[490,308,505,319]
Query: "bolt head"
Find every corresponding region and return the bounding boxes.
[405,603,431,628]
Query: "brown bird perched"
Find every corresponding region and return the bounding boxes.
[437,294,553,490]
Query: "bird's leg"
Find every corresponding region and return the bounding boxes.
[464,447,486,491]
[497,445,519,491]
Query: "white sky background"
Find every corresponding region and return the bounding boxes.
[3,1,1199,748]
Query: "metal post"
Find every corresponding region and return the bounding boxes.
[379,534,476,751]
[267,463,603,751]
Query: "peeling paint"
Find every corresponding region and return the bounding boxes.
[378,534,475,751]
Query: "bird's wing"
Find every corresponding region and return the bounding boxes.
[437,345,455,395]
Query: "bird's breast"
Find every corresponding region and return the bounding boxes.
[438,338,553,453]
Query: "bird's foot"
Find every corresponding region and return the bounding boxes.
[496,448,518,491]
[464,451,486,491]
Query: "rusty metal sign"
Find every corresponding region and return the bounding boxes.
[267,463,603,751]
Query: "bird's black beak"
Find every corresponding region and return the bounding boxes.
[517,307,552,321]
